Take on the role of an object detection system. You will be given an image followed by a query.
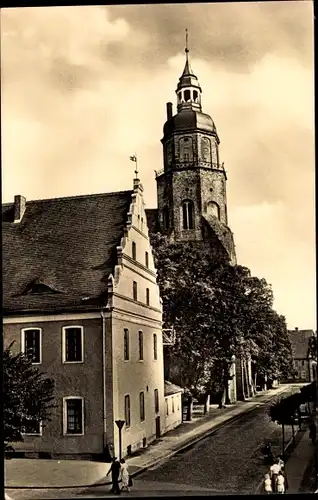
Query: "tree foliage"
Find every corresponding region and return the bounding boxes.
[150,233,294,395]
[4,342,55,446]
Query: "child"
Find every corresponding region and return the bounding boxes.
[276,471,285,494]
[264,473,272,494]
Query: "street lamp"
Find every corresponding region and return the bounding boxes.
[115,420,125,461]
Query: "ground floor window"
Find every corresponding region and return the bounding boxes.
[63,397,84,435]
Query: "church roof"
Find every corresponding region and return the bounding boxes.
[2,190,133,315]
[288,329,315,359]
[163,109,218,137]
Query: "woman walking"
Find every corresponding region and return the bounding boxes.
[120,458,130,492]
[276,471,285,494]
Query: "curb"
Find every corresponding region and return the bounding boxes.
[4,387,292,491]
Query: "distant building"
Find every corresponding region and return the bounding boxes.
[3,178,167,459]
[288,327,317,382]
[164,381,184,433]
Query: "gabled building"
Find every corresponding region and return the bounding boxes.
[288,327,317,382]
[3,177,167,459]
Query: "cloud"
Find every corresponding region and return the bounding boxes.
[1,4,315,329]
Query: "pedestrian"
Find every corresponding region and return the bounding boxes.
[107,457,121,494]
[276,471,285,494]
[270,458,281,493]
[277,455,285,470]
[120,458,130,492]
[263,473,272,494]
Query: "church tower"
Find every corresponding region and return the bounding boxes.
[155,33,236,264]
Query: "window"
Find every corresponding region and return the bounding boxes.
[63,397,84,435]
[193,90,198,102]
[153,333,157,360]
[201,137,211,162]
[166,399,169,416]
[133,281,138,301]
[179,137,193,162]
[182,200,194,230]
[139,331,144,361]
[132,241,136,260]
[172,397,175,413]
[184,89,191,102]
[163,206,169,230]
[207,201,220,220]
[140,392,145,422]
[21,328,42,364]
[124,329,129,361]
[146,288,150,306]
[145,251,149,268]
[23,420,42,435]
[154,389,159,413]
[125,395,131,428]
[62,326,83,363]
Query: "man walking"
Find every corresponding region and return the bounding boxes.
[107,457,121,494]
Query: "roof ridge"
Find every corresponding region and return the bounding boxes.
[2,189,133,206]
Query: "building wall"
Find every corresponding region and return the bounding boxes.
[3,315,104,456]
[108,180,165,459]
[164,393,182,433]
[293,358,312,381]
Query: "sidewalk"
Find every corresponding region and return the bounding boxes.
[286,430,315,494]
[5,384,298,490]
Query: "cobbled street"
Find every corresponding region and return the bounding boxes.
[6,386,302,499]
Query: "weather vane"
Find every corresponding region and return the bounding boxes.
[129,154,138,178]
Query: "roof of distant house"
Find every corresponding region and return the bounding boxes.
[2,190,133,314]
[288,329,315,359]
[164,380,184,396]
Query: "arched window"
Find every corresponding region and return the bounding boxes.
[207,201,220,219]
[184,89,191,102]
[201,137,211,163]
[179,137,193,163]
[182,200,194,230]
[163,206,169,230]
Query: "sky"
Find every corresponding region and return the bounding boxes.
[1,2,315,330]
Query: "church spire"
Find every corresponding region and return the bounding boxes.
[176,29,202,113]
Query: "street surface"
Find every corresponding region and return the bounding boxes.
[6,385,300,498]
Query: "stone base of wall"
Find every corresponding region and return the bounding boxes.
[5,451,107,461]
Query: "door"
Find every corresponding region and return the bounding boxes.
[155,416,161,439]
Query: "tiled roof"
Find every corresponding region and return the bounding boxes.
[2,191,133,314]
[288,329,314,359]
[164,380,184,396]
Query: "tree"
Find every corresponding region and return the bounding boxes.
[150,233,290,406]
[4,342,55,448]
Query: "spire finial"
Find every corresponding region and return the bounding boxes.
[185,28,189,61]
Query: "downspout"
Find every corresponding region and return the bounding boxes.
[101,310,107,457]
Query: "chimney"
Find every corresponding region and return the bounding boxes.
[14,195,26,223]
[166,102,173,121]
[295,327,299,332]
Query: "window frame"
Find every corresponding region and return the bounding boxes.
[182,200,194,230]
[124,328,130,361]
[63,396,84,436]
[154,388,159,414]
[21,327,42,365]
[140,391,145,422]
[62,326,84,364]
[138,331,144,361]
[125,394,131,428]
[153,333,157,360]
[22,420,43,436]
[132,241,136,260]
[133,281,138,301]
